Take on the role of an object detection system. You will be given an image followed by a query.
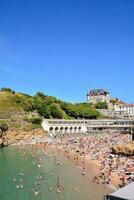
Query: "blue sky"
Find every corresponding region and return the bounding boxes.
[0,0,134,103]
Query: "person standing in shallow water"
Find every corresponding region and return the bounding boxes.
[56,177,64,193]
[82,167,86,176]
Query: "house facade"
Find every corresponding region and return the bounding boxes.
[113,102,134,117]
[87,89,110,104]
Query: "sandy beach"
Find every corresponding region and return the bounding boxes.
[11,130,134,198]
[45,142,117,191]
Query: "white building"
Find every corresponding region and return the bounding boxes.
[120,104,134,117]
[114,103,134,117]
[42,119,134,137]
[87,89,110,103]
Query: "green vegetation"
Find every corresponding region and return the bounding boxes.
[27,116,42,124]
[60,102,100,119]
[0,87,15,94]
[0,120,8,132]
[94,102,108,109]
[0,87,101,130]
[0,120,8,137]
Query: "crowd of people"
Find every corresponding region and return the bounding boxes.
[16,129,134,191]
[51,130,134,189]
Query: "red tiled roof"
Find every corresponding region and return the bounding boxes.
[116,101,125,105]
[121,104,134,107]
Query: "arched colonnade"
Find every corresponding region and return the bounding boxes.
[49,126,82,134]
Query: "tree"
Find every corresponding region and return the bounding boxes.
[35,92,46,99]
[21,98,35,111]
[60,102,100,119]
[94,102,108,109]
[61,103,79,118]
[76,105,100,119]
[38,103,51,118]
[33,96,51,118]
[50,103,64,119]
[44,96,57,104]
[29,116,42,124]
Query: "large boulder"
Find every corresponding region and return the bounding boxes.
[112,142,134,155]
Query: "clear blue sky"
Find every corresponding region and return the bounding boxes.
[0,0,134,103]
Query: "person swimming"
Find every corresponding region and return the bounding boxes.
[37,175,43,180]
[13,178,16,182]
[16,185,20,189]
[33,189,40,196]
[37,163,41,168]
[20,184,24,189]
[34,181,41,186]
[57,161,60,165]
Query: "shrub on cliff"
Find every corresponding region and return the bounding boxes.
[50,103,66,119]
[29,116,42,124]
[0,120,8,136]
[21,97,36,111]
[24,114,42,125]
[94,102,108,109]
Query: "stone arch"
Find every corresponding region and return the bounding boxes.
[49,127,53,133]
[70,127,73,133]
[60,127,64,133]
[55,127,59,133]
[65,127,68,133]
[78,127,82,133]
[74,127,77,133]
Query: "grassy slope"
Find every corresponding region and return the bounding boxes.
[0,91,21,110]
[0,91,37,130]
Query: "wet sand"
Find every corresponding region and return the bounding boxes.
[45,144,114,195]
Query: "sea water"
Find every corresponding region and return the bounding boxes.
[0,146,108,200]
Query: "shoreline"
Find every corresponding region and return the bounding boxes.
[46,143,117,192]
[6,131,134,195]
[0,142,111,200]
[11,140,116,194]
